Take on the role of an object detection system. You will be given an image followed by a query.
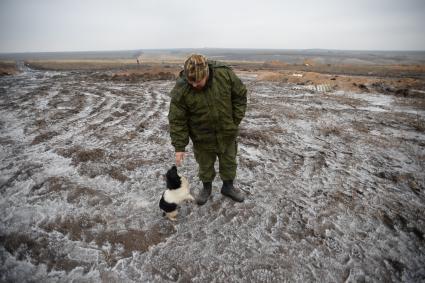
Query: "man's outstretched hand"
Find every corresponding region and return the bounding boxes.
[175,152,185,166]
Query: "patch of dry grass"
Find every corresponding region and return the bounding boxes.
[67,186,112,205]
[239,127,281,145]
[411,114,425,132]
[0,232,88,272]
[39,215,175,267]
[318,123,343,137]
[352,121,370,133]
[108,167,128,182]
[31,131,58,145]
[72,148,105,164]
[284,111,297,119]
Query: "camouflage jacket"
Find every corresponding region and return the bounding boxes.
[168,61,247,152]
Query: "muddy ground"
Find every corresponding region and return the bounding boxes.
[0,63,424,282]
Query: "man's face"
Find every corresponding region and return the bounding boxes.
[188,74,208,90]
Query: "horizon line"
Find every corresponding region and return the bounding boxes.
[1,47,425,55]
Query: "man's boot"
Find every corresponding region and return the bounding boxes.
[196,182,212,205]
[221,180,244,202]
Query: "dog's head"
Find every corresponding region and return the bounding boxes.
[166,165,181,190]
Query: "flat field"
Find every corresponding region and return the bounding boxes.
[0,53,424,282]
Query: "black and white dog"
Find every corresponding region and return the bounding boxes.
[159,165,194,221]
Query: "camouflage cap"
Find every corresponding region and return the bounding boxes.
[184,54,209,82]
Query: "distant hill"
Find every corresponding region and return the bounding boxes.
[1,48,425,65]
[0,50,143,61]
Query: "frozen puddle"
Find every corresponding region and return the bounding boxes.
[0,69,424,282]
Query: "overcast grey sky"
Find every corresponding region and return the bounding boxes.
[0,0,424,53]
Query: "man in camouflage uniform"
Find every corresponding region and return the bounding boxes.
[168,54,247,204]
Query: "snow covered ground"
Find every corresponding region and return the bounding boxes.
[0,67,424,282]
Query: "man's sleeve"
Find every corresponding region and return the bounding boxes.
[229,69,247,126]
[168,87,189,152]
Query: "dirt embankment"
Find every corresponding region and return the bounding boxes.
[10,59,425,94]
[25,60,180,82]
[24,59,153,70]
[254,70,425,96]
[105,68,177,82]
[231,60,425,95]
[0,61,18,76]
[259,62,425,78]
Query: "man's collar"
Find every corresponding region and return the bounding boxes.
[205,65,214,88]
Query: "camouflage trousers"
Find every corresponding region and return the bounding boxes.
[193,141,237,182]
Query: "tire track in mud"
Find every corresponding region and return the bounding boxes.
[33,84,110,145]
[238,84,298,191]
[241,83,359,189]
[32,79,163,146]
[136,85,168,130]
[1,71,178,278]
